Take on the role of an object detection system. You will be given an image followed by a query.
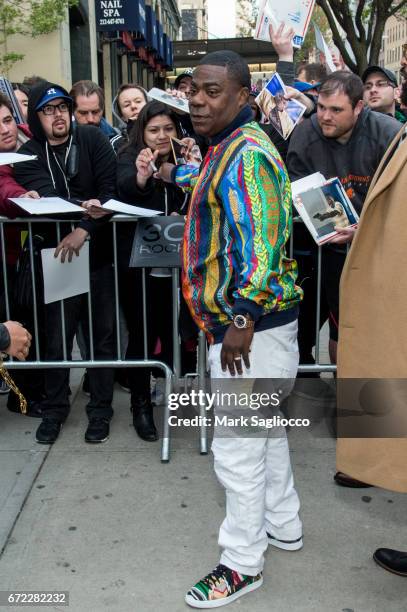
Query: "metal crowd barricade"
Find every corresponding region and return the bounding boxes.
[290,217,337,374]
[0,215,336,461]
[0,215,201,463]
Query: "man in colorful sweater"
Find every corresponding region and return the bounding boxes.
[158,50,303,608]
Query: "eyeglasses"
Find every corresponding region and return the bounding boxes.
[40,102,70,115]
[364,80,395,91]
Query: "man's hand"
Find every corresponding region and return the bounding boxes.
[166,88,188,100]
[3,321,32,360]
[54,227,88,263]
[328,226,358,245]
[269,22,295,62]
[154,161,176,183]
[221,325,254,376]
[82,199,111,219]
[136,148,160,188]
[285,86,315,114]
[22,191,40,199]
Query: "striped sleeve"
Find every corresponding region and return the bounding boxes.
[219,147,291,317]
[173,164,200,192]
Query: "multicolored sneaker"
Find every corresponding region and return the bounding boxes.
[185,564,263,608]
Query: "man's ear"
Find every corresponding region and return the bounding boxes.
[354,99,365,117]
[238,87,250,107]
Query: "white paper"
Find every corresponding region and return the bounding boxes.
[291,173,326,199]
[314,23,336,73]
[9,197,83,215]
[0,152,37,166]
[41,242,90,304]
[255,0,315,48]
[148,87,190,114]
[101,199,163,217]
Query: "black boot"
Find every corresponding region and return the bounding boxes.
[131,396,158,442]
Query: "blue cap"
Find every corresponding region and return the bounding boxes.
[294,80,320,93]
[35,87,72,110]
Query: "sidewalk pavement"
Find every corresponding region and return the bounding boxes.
[1,370,407,612]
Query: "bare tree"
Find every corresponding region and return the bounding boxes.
[236,0,258,37]
[316,0,407,75]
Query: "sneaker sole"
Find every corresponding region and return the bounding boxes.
[268,535,303,551]
[85,436,109,443]
[185,576,263,608]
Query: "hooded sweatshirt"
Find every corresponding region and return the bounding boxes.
[287,107,401,215]
[14,82,117,268]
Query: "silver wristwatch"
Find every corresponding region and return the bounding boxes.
[232,313,254,330]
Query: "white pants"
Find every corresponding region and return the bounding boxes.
[209,321,302,575]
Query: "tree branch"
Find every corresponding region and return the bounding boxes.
[388,0,407,17]
[318,0,347,30]
[316,0,358,72]
[355,0,367,42]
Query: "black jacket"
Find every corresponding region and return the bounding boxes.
[14,82,117,268]
[286,107,401,215]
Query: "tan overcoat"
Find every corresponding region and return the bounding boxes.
[336,126,407,493]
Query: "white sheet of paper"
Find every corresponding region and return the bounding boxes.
[101,199,163,216]
[41,242,90,304]
[314,23,336,73]
[255,0,316,48]
[9,197,83,215]
[0,152,37,166]
[291,172,326,199]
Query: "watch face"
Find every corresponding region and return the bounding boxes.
[234,314,247,329]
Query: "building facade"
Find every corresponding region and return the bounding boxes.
[4,0,181,122]
[379,15,407,82]
[178,0,208,40]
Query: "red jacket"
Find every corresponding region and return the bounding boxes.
[0,124,32,264]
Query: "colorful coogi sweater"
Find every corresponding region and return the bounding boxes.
[174,105,302,344]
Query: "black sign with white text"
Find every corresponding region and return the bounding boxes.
[129,216,185,268]
[95,0,143,32]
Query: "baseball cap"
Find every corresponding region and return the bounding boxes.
[294,80,320,93]
[362,66,398,87]
[174,69,194,89]
[35,86,72,110]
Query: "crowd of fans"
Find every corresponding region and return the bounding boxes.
[0,26,406,451]
[0,23,407,608]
